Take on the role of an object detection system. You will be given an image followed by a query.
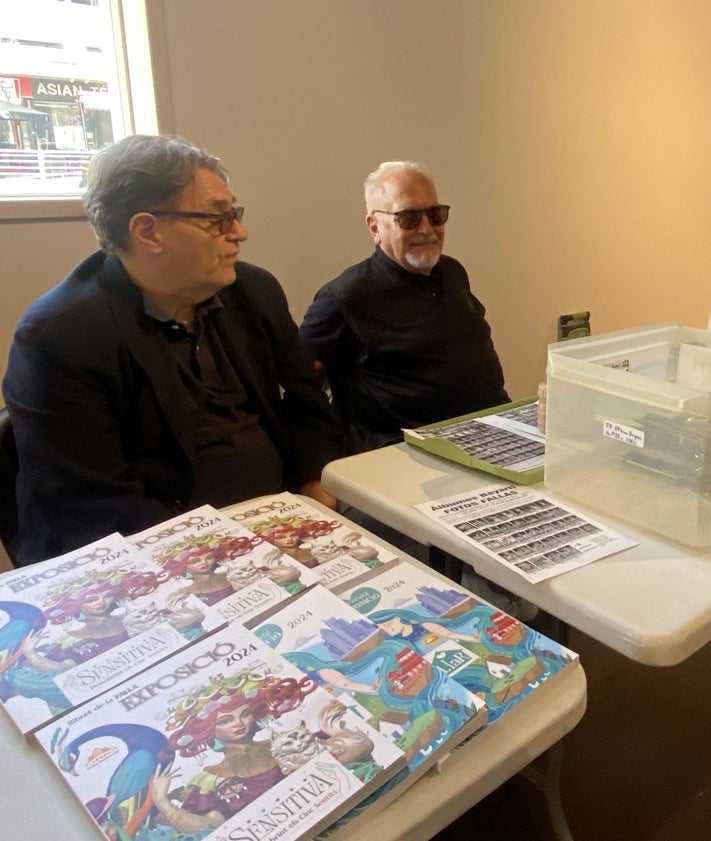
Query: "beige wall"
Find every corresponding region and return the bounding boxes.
[3,0,711,400]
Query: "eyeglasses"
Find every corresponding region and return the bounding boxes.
[372,204,450,230]
[146,205,245,235]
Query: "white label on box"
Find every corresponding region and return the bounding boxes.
[603,420,645,447]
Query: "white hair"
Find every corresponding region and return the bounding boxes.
[363,160,435,207]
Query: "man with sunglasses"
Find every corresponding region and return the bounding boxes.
[299,162,536,617]
[300,160,508,455]
[3,134,341,565]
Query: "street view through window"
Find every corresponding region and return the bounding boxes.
[0,0,127,196]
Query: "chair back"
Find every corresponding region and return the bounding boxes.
[0,407,18,565]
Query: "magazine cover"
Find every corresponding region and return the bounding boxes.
[253,584,487,834]
[35,626,406,841]
[253,585,488,836]
[338,560,578,723]
[227,494,399,589]
[129,505,320,625]
[0,533,223,735]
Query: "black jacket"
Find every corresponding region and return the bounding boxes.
[300,247,508,453]
[3,252,342,564]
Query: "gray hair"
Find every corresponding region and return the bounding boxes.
[363,160,435,207]
[83,134,229,254]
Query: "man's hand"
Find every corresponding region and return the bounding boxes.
[299,479,337,510]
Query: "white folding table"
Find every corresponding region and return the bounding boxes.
[323,443,711,666]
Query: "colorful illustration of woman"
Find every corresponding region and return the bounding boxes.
[150,674,318,834]
[286,644,426,714]
[155,534,303,605]
[258,520,380,569]
[369,608,481,650]
[21,569,179,675]
[257,522,335,568]
[158,535,262,607]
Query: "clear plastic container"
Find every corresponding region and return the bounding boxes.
[545,323,711,547]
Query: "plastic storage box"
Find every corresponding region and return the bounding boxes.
[544,323,711,547]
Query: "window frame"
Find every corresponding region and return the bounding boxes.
[0,0,173,222]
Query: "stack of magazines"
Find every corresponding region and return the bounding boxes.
[0,492,577,841]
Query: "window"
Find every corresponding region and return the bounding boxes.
[0,0,162,210]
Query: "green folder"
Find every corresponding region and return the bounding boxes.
[403,397,544,485]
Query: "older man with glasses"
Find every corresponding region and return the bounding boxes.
[299,161,530,614]
[300,160,509,456]
[3,134,342,565]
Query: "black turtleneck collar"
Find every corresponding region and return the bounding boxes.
[373,246,443,296]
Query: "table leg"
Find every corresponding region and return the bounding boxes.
[429,545,464,582]
[520,619,574,841]
[520,740,575,841]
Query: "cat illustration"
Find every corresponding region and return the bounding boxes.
[223,560,262,590]
[121,597,204,637]
[268,701,375,773]
[269,721,321,773]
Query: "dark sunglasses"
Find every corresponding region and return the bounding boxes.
[372,204,450,230]
[146,205,245,235]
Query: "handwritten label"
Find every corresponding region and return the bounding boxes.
[603,420,644,447]
[603,358,630,371]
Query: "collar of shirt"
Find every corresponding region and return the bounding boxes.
[142,292,223,338]
[373,246,444,295]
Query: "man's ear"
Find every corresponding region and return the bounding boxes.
[128,212,163,254]
[365,213,380,244]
